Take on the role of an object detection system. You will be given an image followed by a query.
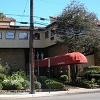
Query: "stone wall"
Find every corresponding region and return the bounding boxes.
[0,49,25,71]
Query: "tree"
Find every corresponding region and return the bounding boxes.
[0,12,5,19]
[56,0,100,55]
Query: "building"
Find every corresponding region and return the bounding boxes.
[0,17,99,78]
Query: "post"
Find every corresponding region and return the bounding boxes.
[48,58,50,93]
[29,0,35,94]
[36,52,39,81]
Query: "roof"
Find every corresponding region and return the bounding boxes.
[0,25,30,30]
[0,25,45,30]
[0,17,16,22]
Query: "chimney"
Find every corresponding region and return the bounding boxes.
[49,16,57,24]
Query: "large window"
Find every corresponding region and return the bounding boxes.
[19,32,28,40]
[0,32,2,39]
[6,32,15,39]
[45,31,49,39]
[34,33,40,40]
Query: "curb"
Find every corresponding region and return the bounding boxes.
[0,89,100,98]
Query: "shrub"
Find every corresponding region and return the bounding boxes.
[2,79,23,90]
[12,82,22,90]
[22,80,30,89]
[0,64,4,73]
[0,73,6,81]
[2,79,11,90]
[76,76,83,83]
[97,79,100,85]
[45,79,65,89]
[0,83,3,90]
[12,69,28,81]
[59,75,68,82]
[35,81,41,89]
[34,75,37,81]
[80,80,96,88]
[39,76,48,84]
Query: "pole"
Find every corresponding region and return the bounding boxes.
[36,52,39,81]
[29,0,35,94]
[48,58,50,93]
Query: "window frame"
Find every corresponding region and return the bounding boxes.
[19,32,28,40]
[5,32,15,39]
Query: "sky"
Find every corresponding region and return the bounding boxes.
[0,0,100,26]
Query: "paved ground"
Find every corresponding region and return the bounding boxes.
[0,87,100,98]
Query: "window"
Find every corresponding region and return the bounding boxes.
[19,32,28,40]
[6,32,15,39]
[34,33,40,40]
[45,31,49,39]
[51,28,55,37]
[0,32,2,39]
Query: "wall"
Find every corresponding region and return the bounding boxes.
[0,48,25,70]
[48,44,68,57]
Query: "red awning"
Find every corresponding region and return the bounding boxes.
[35,52,88,67]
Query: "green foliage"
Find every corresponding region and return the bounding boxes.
[0,83,3,90]
[35,81,41,89]
[76,76,83,83]
[75,66,100,88]
[59,75,68,82]
[0,73,6,81]
[81,80,97,88]
[39,76,48,84]
[2,79,23,90]
[56,0,100,54]
[10,81,22,90]
[22,80,30,89]
[84,66,100,80]
[87,66,100,72]
[45,79,65,89]
[0,64,4,73]
[97,79,100,85]
[12,69,28,80]
[0,12,6,19]
[34,75,37,81]
[1,69,30,90]
[2,79,11,90]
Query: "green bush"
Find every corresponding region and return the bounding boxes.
[39,76,48,89]
[2,79,11,90]
[59,75,68,82]
[34,75,37,81]
[22,80,30,89]
[12,82,22,90]
[0,83,3,90]
[0,64,4,73]
[97,79,100,85]
[80,80,96,88]
[45,79,65,89]
[0,73,6,81]
[76,77,82,83]
[39,76,48,84]
[35,81,41,89]
[10,80,22,90]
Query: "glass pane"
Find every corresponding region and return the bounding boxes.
[6,32,15,39]
[19,32,28,39]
